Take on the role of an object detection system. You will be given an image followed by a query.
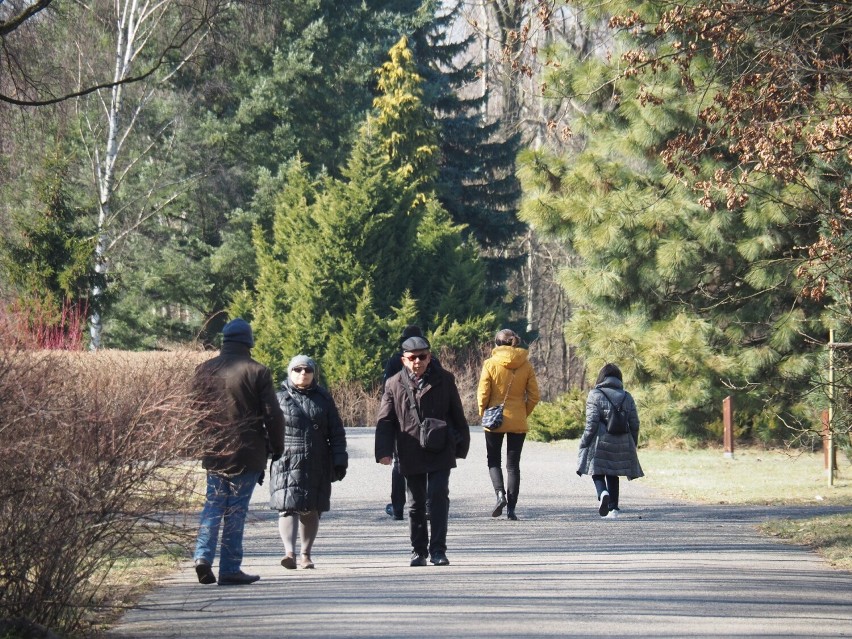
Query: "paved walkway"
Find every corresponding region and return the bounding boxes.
[111,428,852,638]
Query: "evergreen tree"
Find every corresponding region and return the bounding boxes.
[518,2,822,439]
[412,1,525,309]
[1,145,93,326]
[251,36,494,386]
[324,285,385,385]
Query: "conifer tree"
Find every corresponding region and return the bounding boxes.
[251,36,493,386]
[518,3,822,439]
[1,146,93,327]
[412,1,525,307]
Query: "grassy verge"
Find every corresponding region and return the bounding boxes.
[761,515,852,571]
[639,445,852,571]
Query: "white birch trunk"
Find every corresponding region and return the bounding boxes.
[84,0,213,348]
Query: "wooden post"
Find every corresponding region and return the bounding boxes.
[723,395,734,458]
[822,409,830,471]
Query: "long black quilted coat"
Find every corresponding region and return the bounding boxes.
[269,380,348,513]
[576,376,643,480]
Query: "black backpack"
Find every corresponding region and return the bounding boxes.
[599,389,629,435]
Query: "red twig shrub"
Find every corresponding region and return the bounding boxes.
[0,348,213,635]
[0,298,88,351]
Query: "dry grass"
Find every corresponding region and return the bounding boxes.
[761,515,852,571]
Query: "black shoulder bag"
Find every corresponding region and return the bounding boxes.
[402,380,449,452]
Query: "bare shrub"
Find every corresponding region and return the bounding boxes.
[434,344,488,425]
[329,379,382,427]
[0,348,213,635]
[0,298,88,351]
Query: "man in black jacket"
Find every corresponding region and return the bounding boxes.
[381,325,427,520]
[376,336,470,567]
[192,318,285,586]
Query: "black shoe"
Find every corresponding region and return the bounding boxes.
[386,503,394,517]
[194,559,216,585]
[598,491,610,517]
[430,551,450,566]
[217,570,260,586]
[492,490,507,518]
[506,506,518,521]
[410,552,428,567]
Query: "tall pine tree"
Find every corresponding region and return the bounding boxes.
[518,1,823,440]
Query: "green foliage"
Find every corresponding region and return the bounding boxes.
[411,3,525,308]
[250,37,493,386]
[0,145,93,325]
[323,285,385,386]
[527,389,587,442]
[519,3,824,442]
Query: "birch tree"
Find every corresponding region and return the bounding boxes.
[72,0,226,348]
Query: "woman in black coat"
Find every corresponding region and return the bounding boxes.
[576,363,643,518]
[269,355,347,569]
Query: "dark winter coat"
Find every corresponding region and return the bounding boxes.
[375,363,470,476]
[193,342,285,475]
[576,376,644,479]
[269,380,348,513]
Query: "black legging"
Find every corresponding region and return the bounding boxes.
[592,475,620,510]
[485,431,526,506]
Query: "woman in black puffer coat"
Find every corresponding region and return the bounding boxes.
[269,355,347,569]
[576,363,643,518]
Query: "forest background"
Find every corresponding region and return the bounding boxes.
[1,0,851,451]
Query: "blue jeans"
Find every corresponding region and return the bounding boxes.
[193,471,260,574]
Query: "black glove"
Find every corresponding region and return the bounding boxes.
[334,465,347,481]
[257,470,265,486]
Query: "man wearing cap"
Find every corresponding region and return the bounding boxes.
[381,325,435,521]
[192,318,285,586]
[376,336,470,566]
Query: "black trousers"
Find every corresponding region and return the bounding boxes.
[485,431,526,507]
[390,454,406,517]
[592,474,620,509]
[406,468,450,557]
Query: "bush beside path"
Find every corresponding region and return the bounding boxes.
[110,428,852,639]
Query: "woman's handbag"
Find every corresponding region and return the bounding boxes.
[481,370,516,432]
[480,404,504,431]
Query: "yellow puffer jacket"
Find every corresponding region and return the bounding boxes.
[477,346,540,434]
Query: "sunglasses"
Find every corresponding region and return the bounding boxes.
[403,353,430,362]
[292,367,314,374]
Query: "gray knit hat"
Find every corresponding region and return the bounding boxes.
[288,354,317,373]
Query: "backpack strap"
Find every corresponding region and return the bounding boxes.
[598,388,626,418]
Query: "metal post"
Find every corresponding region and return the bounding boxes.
[828,329,835,487]
[723,396,734,458]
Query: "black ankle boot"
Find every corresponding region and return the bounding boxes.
[506,505,517,520]
[492,489,507,517]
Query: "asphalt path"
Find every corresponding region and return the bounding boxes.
[111,427,852,639]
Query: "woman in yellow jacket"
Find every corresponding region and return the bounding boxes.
[477,329,540,520]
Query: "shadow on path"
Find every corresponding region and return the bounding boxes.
[110,428,852,639]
